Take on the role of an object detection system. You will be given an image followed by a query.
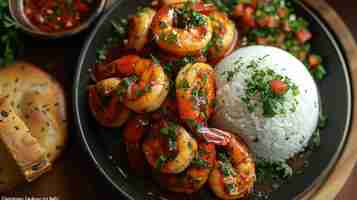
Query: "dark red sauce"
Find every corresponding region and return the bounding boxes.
[24,0,96,33]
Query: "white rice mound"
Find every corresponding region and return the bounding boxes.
[212,46,320,162]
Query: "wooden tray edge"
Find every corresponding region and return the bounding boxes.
[300,0,357,199]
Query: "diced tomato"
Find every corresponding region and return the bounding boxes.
[242,6,256,28]
[257,16,279,28]
[277,7,288,18]
[266,16,279,28]
[270,80,288,95]
[308,54,321,69]
[192,2,216,15]
[233,4,245,17]
[256,37,268,45]
[295,29,312,43]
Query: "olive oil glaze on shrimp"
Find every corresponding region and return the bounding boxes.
[89,55,170,115]
[155,139,216,193]
[88,78,131,127]
[209,131,256,200]
[176,62,231,145]
[151,3,213,56]
[143,120,198,174]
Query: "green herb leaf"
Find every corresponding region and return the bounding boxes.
[192,158,209,168]
[155,155,168,170]
[311,65,327,80]
[318,112,328,128]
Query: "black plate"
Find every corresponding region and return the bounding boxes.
[73,0,352,199]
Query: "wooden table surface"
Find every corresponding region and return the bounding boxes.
[2,0,357,199]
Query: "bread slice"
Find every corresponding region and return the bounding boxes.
[0,62,68,192]
[0,98,51,182]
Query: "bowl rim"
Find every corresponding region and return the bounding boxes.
[293,1,352,199]
[9,0,108,39]
[73,1,353,199]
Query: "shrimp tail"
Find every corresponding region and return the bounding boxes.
[197,127,232,146]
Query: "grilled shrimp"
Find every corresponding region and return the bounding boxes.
[127,7,156,51]
[88,78,131,127]
[155,140,216,193]
[151,3,213,56]
[208,130,256,200]
[176,62,215,129]
[123,115,150,171]
[101,55,169,113]
[208,11,238,64]
[142,120,198,174]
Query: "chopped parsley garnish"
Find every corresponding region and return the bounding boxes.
[174,55,196,67]
[116,75,138,97]
[221,67,240,82]
[185,118,203,131]
[155,155,168,170]
[160,122,178,137]
[163,63,173,74]
[203,0,230,12]
[203,41,214,56]
[191,158,209,168]
[221,58,244,82]
[308,129,321,149]
[122,75,138,88]
[288,17,308,32]
[218,152,236,177]
[211,32,224,48]
[134,84,151,98]
[160,122,179,151]
[318,112,328,129]
[190,11,207,26]
[159,32,178,44]
[191,88,205,98]
[311,64,327,81]
[255,160,293,188]
[174,2,207,28]
[224,57,300,118]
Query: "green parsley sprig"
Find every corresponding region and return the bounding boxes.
[0,0,22,66]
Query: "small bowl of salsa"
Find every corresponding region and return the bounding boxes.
[9,0,107,38]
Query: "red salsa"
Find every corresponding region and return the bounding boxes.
[24,0,96,33]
